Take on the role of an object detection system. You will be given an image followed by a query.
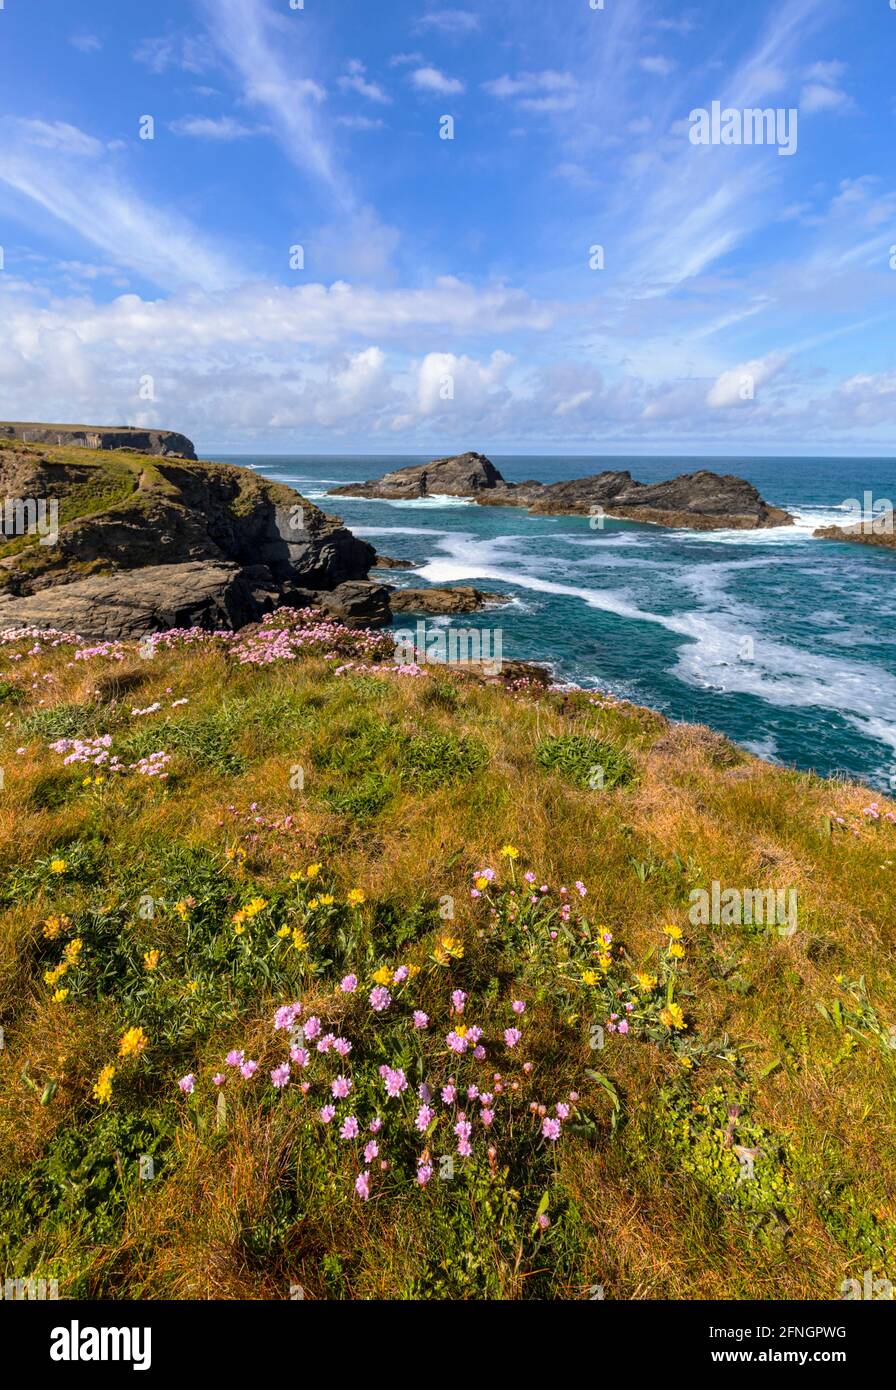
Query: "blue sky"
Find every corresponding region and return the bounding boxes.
[0,0,894,454]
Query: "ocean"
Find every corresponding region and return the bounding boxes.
[217,454,896,792]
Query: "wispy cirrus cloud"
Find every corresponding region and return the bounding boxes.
[415,9,481,35]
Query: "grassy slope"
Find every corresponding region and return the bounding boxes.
[0,615,894,1301]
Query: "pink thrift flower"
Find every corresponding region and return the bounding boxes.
[393,965,409,983]
[417,1163,434,1186]
[303,1016,322,1040]
[240,1060,258,1079]
[504,1028,522,1048]
[332,1075,352,1099]
[225,1050,244,1067]
[512,1000,526,1015]
[441,1084,456,1104]
[178,1074,195,1095]
[334,1037,352,1057]
[290,1047,309,1067]
[556,1102,570,1119]
[451,990,467,1013]
[542,1118,561,1141]
[212,1073,226,1087]
[320,1105,336,1124]
[413,1011,429,1029]
[416,1104,435,1132]
[340,1115,359,1140]
[340,974,358,993]
[271,1063,290,1089]
[355,1170,370,1201]
[369,986,391,1012]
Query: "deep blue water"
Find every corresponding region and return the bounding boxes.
[216,454,896,791]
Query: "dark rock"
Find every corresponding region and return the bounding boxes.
[815,518,896,551]
[0,562,278,639]
[317,581,392,629]
[330,451,506,500]
[388,586,510,615]
[372,554,417,569]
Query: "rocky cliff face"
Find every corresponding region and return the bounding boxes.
[0,422,197,459]
[0,435,386,638]
[330,453,793,529]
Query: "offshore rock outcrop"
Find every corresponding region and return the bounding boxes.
[330,453,793,530]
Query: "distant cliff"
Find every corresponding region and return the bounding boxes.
[0,422,197,460]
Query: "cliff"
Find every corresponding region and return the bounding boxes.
[0,422,198,459]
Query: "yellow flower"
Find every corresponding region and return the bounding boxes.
[53,988,69,1003]
[50,859,67,875]
[318,894,335,907]
[276,926,291,939]
[407,964,421,979]
[500,845,519,860]
[42,915,70,940]
[64,937,83,964]
[291,929,309,954]
[234,922,245,937]
[454,1024,468,1039]
[289,870,304,882]
[185,981,199,994]
[232,908,246,927]
[44,963,69,985]
[373,966,392,987]
[663,924,683,940]
[636,972,658,991]
[581,970,598,986]
[143,949,161,971]
[82,776,92,787]
[94,776,105,786]
[306,863,322,880]
[433,935,465,965]
[174,900,190,920]
[680,1056,694,1070]
[668,943,686,960]
[660,1004,686,1031]
[118,1026,149,1060]
[474,876,490,891]
[226,846,247,863]
[92,1064,115,1104]
[243,897,267,918]
[347,888,366,906]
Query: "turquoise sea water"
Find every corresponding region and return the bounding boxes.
[217,454,896,792]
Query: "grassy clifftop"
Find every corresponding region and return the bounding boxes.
[0,612,894,1300]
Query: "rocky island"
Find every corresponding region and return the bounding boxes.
[330,451,794,530]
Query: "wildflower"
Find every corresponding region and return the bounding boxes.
[393,965,409,984]
[433,936,464,965]
[317,1033,336,1053]
[668,943,686,960]
[44,964,68,985]
[340,1115,359,1140]
[664,923,683,940]
[538,1214,550,1232]
[53,987,69,1002]
[417,1163,433,1186]
[318,894,335,907]
[240,1060,259,1079]
[446,1029,468,1055]
[556,1102,570,1119]
[504,1028,522,1049]
[320,1105,336,1123]
[118,1026,148,1060]
[42,915,70,940]
[143,949,161,971]
[355,1170,370,1201]
[92,1064,115,1104]
[334,1038,352,1057]
[512,1000,526,1015]
[213,1073,226,1086]
[473,1045,486,1061]
[364,1140,379,1164]
[636,972,658,991]
[369,1117,383,1134]
[524,871,536,884]
[574,881,587,897]
[660,1003,686,1031]
[542,1118,561,1141]
[581,970,598,986]
[290,1047,309,1068]
[271,1064,291,1089]
[303,1016,322,1040]
[276,925,291,939]
[347,888,366,906]
[50,859,67,875]
[274,1002,302,1031]
[340,974,358,993]
[306,863,322,880]
[500,845,519,860]
[373,966,392,987]
[474,875,490,891]
[441,1083,456,1104]
[369,986,391,1013]
[179,1074,196,1095]
[451,990,467,1013]
[413,1010,429,1029]
[415,1104,434,1132]
[382,1067,408,1098]
[291,929,309,953]
[226,1050,245,1067]
[480,1108,494,1127]
[332,1075,352,1099]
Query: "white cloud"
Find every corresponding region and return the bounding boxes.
[337,115,387,131]
[706,353,787,408]
[389,52,424,67]
[800,82,852,114]
[639,56,675,77]
[70,35,102,54]
[415,9,481,34]
[411,66,465,95]
[133,32,214,75]
[11,120,104,158]
[168,116,265,139]
[339,61,391,105]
